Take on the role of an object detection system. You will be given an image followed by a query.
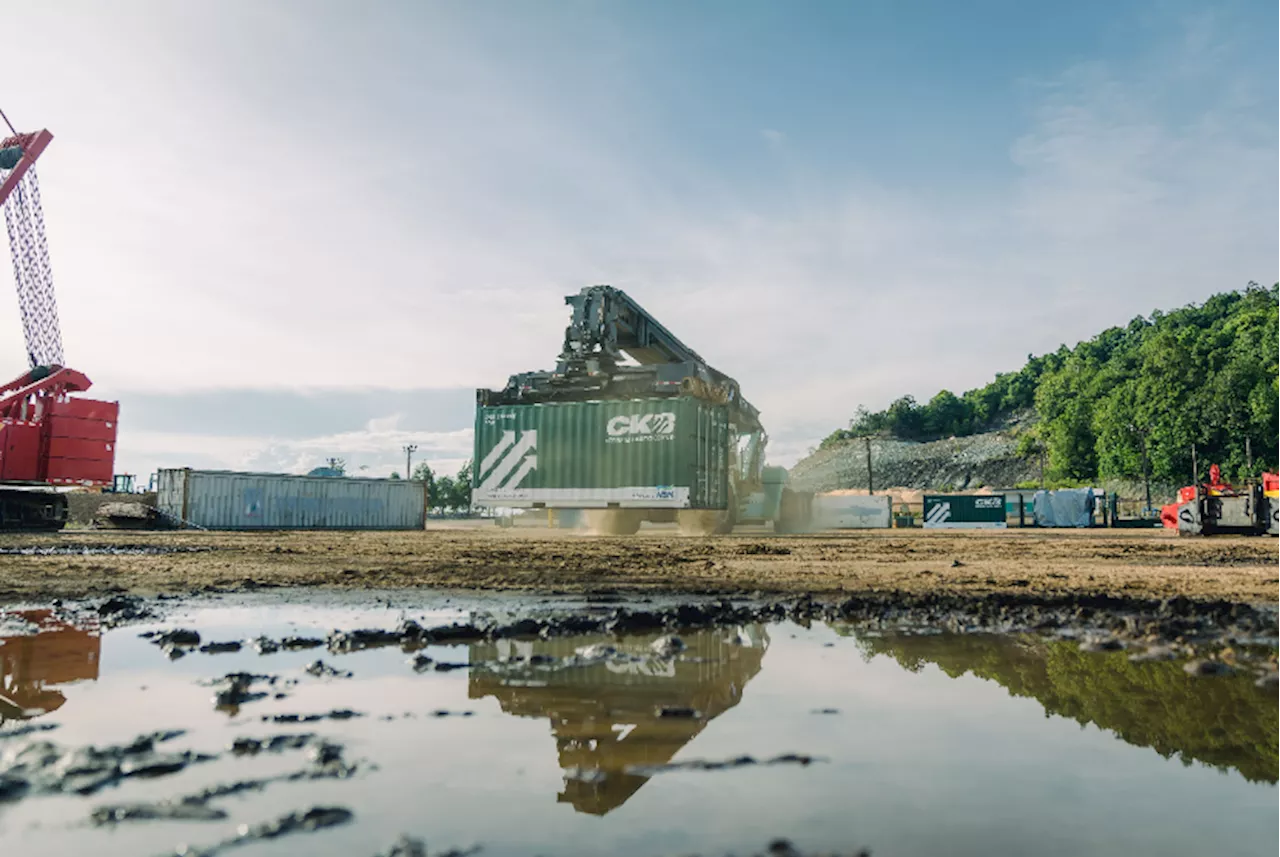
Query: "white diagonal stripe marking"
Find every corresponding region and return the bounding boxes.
[479,430,538,491]
[503,455,537,490]
[479,430,516,479]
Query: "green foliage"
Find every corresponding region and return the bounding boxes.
[428,460,474,513]
[827,284,1279,482]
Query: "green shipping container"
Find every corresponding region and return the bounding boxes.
[923,494,1008,529]
[473,397,732,509]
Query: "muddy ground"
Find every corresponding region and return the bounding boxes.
[0,525,1274,604]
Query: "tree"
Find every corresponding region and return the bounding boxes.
[924,390,970,438]
[412,462,436,508]
[446,461,473,514]
[450,463,471,511]
[432,477,451,509]
[325,457,346,475]
[1015,429,1048,487]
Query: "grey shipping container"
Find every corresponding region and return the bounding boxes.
[157,468,426,530]
[473,397,732,509]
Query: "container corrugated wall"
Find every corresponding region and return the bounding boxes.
[473,397,729,509]
[157,469,426,530]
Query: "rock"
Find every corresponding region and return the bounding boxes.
[199,641,243,654]
[0,773,30,800]
[492,618,542,638]
[326,628,402,653]
[1255,671,1279,691]
[91,801,227,823]
[304,660,352,679]
[376,836,429,857]
[212,673,271,709]
[251,636,281,655]
[1128,645,1178,663]
[152,629,201,647]
[1183,659,1235,677]
[97,595,149,620]
[651,635,687,657]
[423,623,487,643]
[575,643,618,660]
[280,636,324,650]
[605,609,665,633]
[1078,637,1125,653]
[432,661,468,672]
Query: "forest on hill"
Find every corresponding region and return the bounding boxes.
[820,283,1279,484]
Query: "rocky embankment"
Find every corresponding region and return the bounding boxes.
[788,431,1037,494]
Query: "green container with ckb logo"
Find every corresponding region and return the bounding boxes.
[923,494,1008,529]
[472,397,732,509]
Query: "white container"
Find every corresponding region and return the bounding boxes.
[811,493,892,529]
[157,469,426,530]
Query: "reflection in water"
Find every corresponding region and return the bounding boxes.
[468,626,769,815]
[846,630,1279,784]
[0,610,100,724]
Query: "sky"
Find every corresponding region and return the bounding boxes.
[1,0,1275,480]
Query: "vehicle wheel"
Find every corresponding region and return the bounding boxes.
[582,509,643,535]
[678,497,736,536]
[774,489,811,534]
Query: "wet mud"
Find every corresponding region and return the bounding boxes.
[0,527,1274,604]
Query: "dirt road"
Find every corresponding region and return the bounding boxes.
[0,525,1275,604]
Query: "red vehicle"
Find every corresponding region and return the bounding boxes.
[0,122,118,530]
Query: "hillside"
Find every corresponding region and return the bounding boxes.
[788,428,1036,494]
[807,284,1278,487]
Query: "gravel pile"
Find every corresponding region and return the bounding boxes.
[788,431,1038,493]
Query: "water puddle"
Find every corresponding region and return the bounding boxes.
[0,595,1275,857]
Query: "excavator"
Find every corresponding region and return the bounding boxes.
[0,121,118,530]
[475,285,810,534]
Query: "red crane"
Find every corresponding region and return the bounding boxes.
[0,116,118,530]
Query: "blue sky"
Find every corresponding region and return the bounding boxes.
[2,1,1275,478]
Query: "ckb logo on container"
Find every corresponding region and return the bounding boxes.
[606,412,676,444]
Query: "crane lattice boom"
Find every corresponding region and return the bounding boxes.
[0,130,64,368]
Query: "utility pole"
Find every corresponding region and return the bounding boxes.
[1191,443,1199,490]
[1246,437,1253,474]
[864,436,874,495]
[404,444,417,481]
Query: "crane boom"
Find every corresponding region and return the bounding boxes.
[0,123,118,531]
[0,129,64,368]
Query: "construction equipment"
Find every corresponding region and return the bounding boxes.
[1161,465,1279,537]
[0,122,118,531]
[473,285,809,534]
